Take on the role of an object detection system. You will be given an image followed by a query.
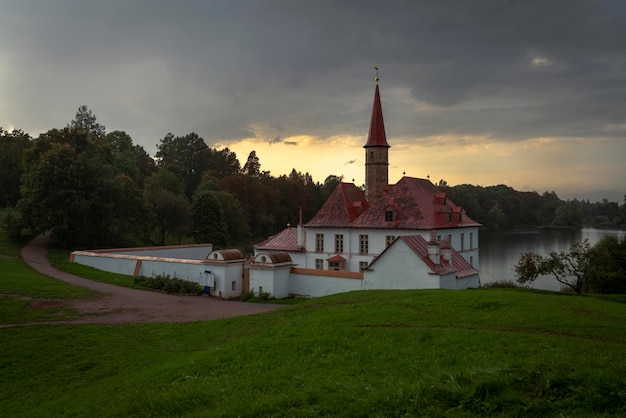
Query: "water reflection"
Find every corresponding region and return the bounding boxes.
[479,228,625,291]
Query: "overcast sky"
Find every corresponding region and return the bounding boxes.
[1,0,625,201]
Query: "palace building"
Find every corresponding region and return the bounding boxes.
[249,76,481,297]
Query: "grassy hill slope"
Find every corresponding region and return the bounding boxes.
[2,289,626,417]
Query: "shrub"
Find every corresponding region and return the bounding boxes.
[482,280,522,288]
[240,289,255,302]
[258,290,271,301]
[1,210,33,244]
[132,274,202,295]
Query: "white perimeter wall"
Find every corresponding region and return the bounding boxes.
[248,267,287,298]
[289,270,362,297]
[72,253,210,287]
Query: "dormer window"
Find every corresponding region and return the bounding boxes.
[384,206,396,222]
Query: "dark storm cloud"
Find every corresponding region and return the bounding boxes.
[1,0,625,151]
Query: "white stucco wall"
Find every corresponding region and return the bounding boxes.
[203,263,244,299]
[363,240,441,290]
[287,252,307,269]
[289,269,362,297]
[248,266,288,297]
[137,259,205,281]
[72,252,208,286]
[302,226,479,273]
[72,253,138,276]
[271,267,292,298]
[249,268,271,295]
[363,240,480,290]
[454,274,480,289]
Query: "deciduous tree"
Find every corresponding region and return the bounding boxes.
[206,147,240,178]
[18,128,118,247]
[515,240,593,294]
[156,132,210,198]
[586,235,626,294]
[144,169,191,245]
[0,128,32,206]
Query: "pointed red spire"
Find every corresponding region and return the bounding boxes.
[364,83,390,148]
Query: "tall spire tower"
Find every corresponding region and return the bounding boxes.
[364,67,390,200]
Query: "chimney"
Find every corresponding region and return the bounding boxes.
[427,230,440,264]
[297,206,303,248]
[441,238,452,265]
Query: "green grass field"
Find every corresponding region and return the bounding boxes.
[1,210,625,417]
[0,209,95,325]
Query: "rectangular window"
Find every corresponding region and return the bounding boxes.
[470,256,474,267]
[384,210,394,222]
[335,234,344,253]
[315,233,324,252]
[315,259,324,270]
[470,232,474,249]
[231,281,236,291]
[386,235,395,247]
[461,233,465,251]
[359,234,369,254]
[359,261,369,271]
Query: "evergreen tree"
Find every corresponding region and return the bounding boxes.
[70,105,106,138]
[191,191,229,247]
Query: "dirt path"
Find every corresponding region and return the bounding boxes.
[18,235,283,325]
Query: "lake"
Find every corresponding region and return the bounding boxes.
[479,227,626,291]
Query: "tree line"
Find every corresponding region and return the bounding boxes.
[443,183,626,230]
[2,107,625,250]
[1,107,341,249]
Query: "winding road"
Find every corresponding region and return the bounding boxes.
[19,235,283,324]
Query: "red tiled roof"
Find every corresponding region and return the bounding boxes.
[352,177,480,230]
[305,177,479,230]
[305,183,370,227]
[369,235,479,278]
[327,254,346,262]
[364,84,390,148]
[253,227,305,252]
[259,252,293,264]
[213,249,245,261]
